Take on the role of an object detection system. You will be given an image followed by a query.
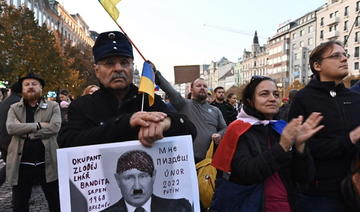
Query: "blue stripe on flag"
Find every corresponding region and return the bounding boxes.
[141,62,155,81]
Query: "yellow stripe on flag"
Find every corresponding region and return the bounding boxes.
[138,76,155,106]
[99,0,121,21]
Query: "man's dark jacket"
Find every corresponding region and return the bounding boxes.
[288,79,360,198]
[101,194,192,212]
[0,93,21,152]
[58,84,196,147]
[211,101,237,125]
[350,80,360,93]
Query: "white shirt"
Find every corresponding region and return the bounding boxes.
[125,196,152,212]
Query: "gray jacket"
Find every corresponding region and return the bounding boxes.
[155,72,226,160]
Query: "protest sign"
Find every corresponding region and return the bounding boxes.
[57,135,199,212]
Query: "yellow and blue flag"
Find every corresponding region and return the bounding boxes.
[138,62,155,106]
[99,0,121,21]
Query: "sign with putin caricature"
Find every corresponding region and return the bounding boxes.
[57,135,199,212]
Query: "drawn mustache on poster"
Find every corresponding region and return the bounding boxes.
[133,189,143,195]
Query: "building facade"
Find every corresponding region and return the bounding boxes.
[5,0,94,47]
[316,0,360,77]
[267,23,293,89]
[216,57,236,90]
[240,31,268,84]
[289,10,317,84]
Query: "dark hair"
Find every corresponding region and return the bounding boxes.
[227,93,236,100]
[60,89,69,96]
[10,82,21,94]
[288,89,298,102]
[116,150,154,176]
[214,86,224,93]
[309,40,344,79]
[242,76,276,109]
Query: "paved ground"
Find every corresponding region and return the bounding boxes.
[0,158,49,212]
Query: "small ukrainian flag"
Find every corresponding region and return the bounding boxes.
[138,61,155,106]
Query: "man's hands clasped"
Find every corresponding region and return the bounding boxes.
[130,111,171,147]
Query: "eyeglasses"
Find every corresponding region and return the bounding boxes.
[97,57,133,67]
[321,52,350,60]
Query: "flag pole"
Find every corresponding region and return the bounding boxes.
[141,93,145,111]
[100,4,147,61]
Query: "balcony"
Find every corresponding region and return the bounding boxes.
[327,16,340,26]
[326,30,340,39]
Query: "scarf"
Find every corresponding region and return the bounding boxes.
[212,108,286,172]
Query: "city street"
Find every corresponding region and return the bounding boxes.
[0,161,49,212]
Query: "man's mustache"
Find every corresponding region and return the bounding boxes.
[110,72,127,81]
[26,88,35,92]
[133,189,143,195]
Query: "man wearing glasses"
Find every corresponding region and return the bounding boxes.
[288,40,360,212]
[59,31,196,148]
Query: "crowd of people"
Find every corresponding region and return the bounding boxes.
[0,31,359,212]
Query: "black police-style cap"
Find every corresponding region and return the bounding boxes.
[92,31,133,63]
[19,73,45,88]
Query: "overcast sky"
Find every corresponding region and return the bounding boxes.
[62,0,325,82]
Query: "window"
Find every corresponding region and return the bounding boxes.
[330,13,333,18]
[320,17,324,26]
[308,38,313,45]
[357,1,360,11]
[300,30,304,36]
[334,11,338,17]
[355,62,359,70]
[355,47,359,57]
[293,33,296,39]
[330,24,338,32]
[356,32,360,42]
[308,25,313,33]
[300,41,304,47]
[357,17,360,27]
[344,21,348,31]
[320,30,324,39]
[345,6,349,16]
[344,35,348,43]
[295,53,299,60]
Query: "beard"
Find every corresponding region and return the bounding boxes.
[193,92,207,102]
[23,90,42,102]
[216,96,224,101]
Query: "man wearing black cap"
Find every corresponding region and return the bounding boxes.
[59,31,196,148]
[103,150,191,212]
[6,73,61,212]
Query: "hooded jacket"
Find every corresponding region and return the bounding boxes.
[288,79,360,198]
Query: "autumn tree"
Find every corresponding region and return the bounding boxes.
[62,42,98,96]
[0,1,71,93]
